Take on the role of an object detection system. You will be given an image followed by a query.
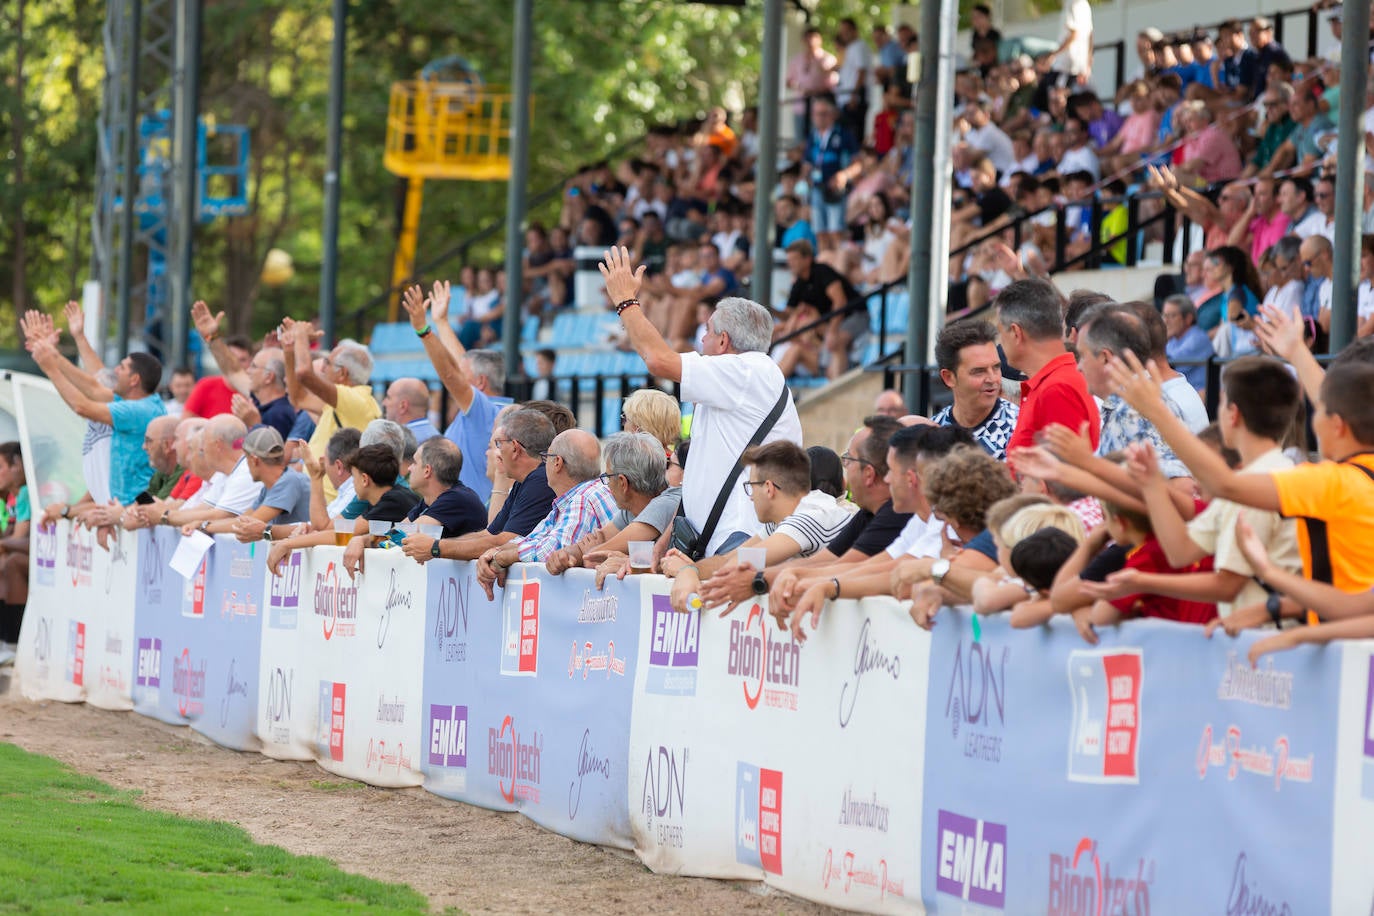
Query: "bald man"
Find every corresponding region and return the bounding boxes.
[141,415,182,500]
[160,415,264,532]
[382,377,440,444]
[874,389,906,418]
[475,428,618,598]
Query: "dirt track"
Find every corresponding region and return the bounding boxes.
[0,691,833,915]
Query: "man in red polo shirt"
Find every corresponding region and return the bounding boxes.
[997,277,1100,456]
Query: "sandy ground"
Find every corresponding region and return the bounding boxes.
[0,689,833,915]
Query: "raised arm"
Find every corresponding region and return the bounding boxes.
[287,318,338,407]
[63,301,106,373]
[403,283,475,413]
[191,301,251,396]
[29,341,114,425]
[601,247,683,381]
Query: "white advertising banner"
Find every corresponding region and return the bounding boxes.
[256,547,316,761]
[16,520,96,704]
[83,527,139,711]
[304,546,426,788]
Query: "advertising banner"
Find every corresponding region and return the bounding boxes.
[83,527,139,710]
[306,546,425,788]
[16,519,90,703]
[190,536,265,751]
[421,563,640,848]
[1332,639,1374,914]
[256,546,315,761]
[919,610,1340,914]
[130,526,212,727]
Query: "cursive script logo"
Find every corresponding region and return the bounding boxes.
[568,728,612,820]
[104,531,129,594]
[1226,852,1291,916]
[839,618,900,728]
[220,658,249,728]
[379,567,412,649]
[822,848,903,900]
[1196,725,1314,791]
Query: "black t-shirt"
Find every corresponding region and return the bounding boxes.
[827,499,914,557]
[255,395,297,442]
[977,187,1013,226]
[787,262,860,318]
[364,486,422,523]
[409,483,488,538]
[1080,544,1130,582]
[488,464,556,536]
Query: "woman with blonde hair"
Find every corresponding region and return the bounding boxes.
[621,388,681,455]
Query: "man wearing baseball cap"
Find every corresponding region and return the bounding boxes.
[206,426,312,541]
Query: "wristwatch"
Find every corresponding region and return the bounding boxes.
[60,505,70,518]
[430,539,442,559]
[198,519,211,533]
[751,570,768,596]
[262,526,272,542]
[930,557,952,586]
[1266,592,1283,627]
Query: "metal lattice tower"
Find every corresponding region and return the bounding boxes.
[89,0,187,364]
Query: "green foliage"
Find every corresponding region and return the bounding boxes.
[0,742,435,913]
[0,0,886,344]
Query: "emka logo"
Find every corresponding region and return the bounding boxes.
[317,681,346,762]
[171,648,207,718]
[838,617,901,728]
[735,762,783,875]
[646,594,698,696]
[1225,852,1291,916]
[34,522,56,586]
[181,558,207,618]
[66,524,93,588]
[65,621,86,687]
[378,568,412,649]
[136,637,162,689]
[822,848,905,901]
[268,551,302,629]
[220,658,249,728]
[1048,837,1154,916]
[641,745,688,849]
[1068,649,1142,784]
[945,638,1008,763]
[936,809,1007,909]
[568,728,611,820]
[428,703,468,787]
[1195,724,1314,791]
[264,667,292,744]
[727,602,801,712]
[433,574,469,663]
[488,715,543,803]
[567,639,626,680]
[499,572,539,677]
[313,562,358,640]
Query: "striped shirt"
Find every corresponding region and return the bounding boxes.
[764,490,858,559]
[515,478,618,562]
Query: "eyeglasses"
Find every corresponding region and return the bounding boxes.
[742,479,771,496]
[493,437,526,452]
[596,472,621,484]
[1303,259,1314,268]
[538,450,561,463]
[838,453,872,467]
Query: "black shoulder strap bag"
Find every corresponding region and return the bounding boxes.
[671,384,792,561]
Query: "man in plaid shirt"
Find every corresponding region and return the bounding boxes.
[475,429,616,599]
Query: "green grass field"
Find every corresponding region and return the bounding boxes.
[0,743,444,914]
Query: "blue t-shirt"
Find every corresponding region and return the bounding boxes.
[781,220,818,252]
[442,388,512,504]
[407,416,442,444]
[286,409,316,444]
[408,483,488,538]
[256,395,297,442]
[487,464,555,536]
[108,394,166,504]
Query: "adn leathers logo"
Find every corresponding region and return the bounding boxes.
[641,745,688,849]
[946,638,1008,764]
[646,594,698,696]
[500,574,540,677]
[1048,837,1154,916]
[433,574,469,664]
[1068,649,1142,784]
[264,667,292,745]
[936,809,1007,909]
[735,762,783,875]
[727,603,801,712]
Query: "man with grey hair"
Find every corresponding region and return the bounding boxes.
[405,436,486,538]
[281,316,380,502]
[159,414,263,532]
[475,429,616,597]
[1162,294,1213,390]
[190,301,296,439]
[382,377,440,444]
[997,277,1099,456]
[545,430,680,575]
[404,407,555,564]
[400,282,512,504]
[602,247,802,556]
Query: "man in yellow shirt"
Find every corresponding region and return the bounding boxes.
[281,317,380,500]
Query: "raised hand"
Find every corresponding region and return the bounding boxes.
[598,246,646,305]
[1255,303,1304,362]
[231,393,261,427]
[1041,420,1096,468]
[298,442,326,481]
[1124,441,1162,485]
[190,300,224,340]
[1008,445,1064,483]
[63,300,86,338]
[428,280,452,322]
[1105,351,1168,419]
[401,284,429,331]
[20,310,58,350]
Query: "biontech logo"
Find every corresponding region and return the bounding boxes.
[726,602,800,711]
[487,715,543,803]
[313,562,358,640]
[936,809,1007,909]
[1048,837,1154,916]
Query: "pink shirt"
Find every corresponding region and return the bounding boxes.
[1117,110,1159,155]
[1181,125,1242,185]
[1248,210,1290,265]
